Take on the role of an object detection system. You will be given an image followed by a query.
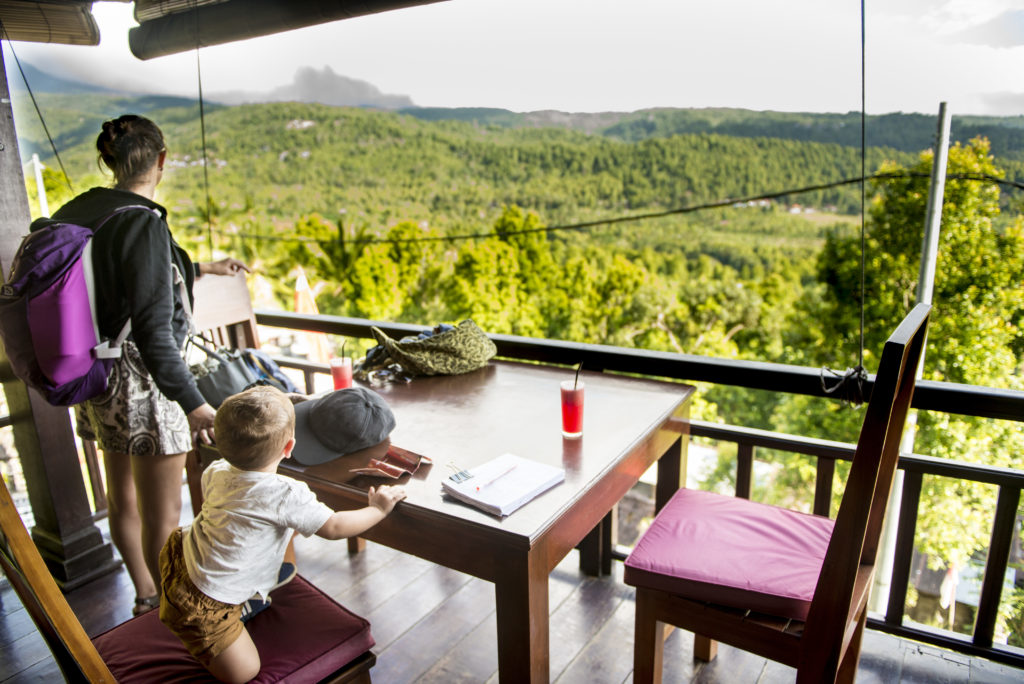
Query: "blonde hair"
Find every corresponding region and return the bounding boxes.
[214,386,295,470]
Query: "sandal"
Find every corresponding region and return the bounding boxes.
[133,595,160,617]
[272,561,297,591]
[240,596,272,623]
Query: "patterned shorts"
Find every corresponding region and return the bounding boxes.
[76,340,192,457]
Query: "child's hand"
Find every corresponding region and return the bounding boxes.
[368,485,407,514]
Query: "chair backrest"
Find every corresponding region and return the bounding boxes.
[186,273,261,510]
[0,475,116,682]
[191,273,259,349]
[804,303,930,659]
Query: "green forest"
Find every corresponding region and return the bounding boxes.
[14,95,1024,641]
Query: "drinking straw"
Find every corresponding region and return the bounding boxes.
[340,340,347,359]
[574,361,583,389]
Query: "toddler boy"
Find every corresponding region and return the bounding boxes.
[159,385,405,683]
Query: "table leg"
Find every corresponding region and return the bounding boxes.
[494,550,549,682]
[578,509,615,576]
[655,436,684,513]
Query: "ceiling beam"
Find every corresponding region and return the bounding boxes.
[0,1,99,45]
[129,0,447,60]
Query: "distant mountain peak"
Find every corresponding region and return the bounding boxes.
[209,65,414,109]
[8,61,125,96]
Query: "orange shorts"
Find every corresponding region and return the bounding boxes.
[158,527,244,666]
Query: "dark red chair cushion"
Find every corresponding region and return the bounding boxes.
[624,488,834,620]
[93,574,374,683]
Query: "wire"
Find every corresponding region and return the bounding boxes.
[821,364,868,403]
[818,0,868,406]
[193,0,214,258]
[226,171,1021,248]
[858,0,867,378]
[0,20,74,196]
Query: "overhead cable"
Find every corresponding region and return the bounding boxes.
[0,20,74,195]
[227,171,1023,248]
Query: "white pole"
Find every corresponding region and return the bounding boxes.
[916,102,952,308]
[870,102,951,613]
[31,153,49,217]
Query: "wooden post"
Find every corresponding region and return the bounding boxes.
[0,49,117,590]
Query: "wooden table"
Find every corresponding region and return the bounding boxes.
[279,360,694,682]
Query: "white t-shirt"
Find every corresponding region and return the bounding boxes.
[182,458,334,605]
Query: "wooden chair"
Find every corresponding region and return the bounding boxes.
[186,272,261,511]
[0,468,376,683]
[189,274,367,553]
[625,303,930,684]
[191,271,261,350]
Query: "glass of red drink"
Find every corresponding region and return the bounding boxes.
[560,379,584,438]
[330,357,353,390]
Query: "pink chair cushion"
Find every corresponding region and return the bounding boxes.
[624,488,834,620]
[93,574,374,683]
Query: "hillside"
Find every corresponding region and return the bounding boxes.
[399,106,1024,161]
[16,96,921,224]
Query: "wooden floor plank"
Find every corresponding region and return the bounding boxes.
[2,657,59,684]
[856,629,906,683]
[970,655,1024,683]
[373,574,493,682]
[549,563,634,679]
[360,562,473,651]
[759,658,799,683]
[693,641,767,684]
[660,626,700,683]
[0,626,53,682]
[900,641,972,684]
[418,606,499,683]
[0,602,35,643]
[555,587,636,684]
[332,547,435,619]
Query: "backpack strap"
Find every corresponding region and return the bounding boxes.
[84,205,165,360]
[91,204,161,232]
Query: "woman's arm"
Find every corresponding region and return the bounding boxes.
[115,214,206,413]
[197,258,250,277]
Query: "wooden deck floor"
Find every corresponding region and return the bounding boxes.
[2,500,1022,683]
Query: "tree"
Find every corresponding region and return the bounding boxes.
[791,137,1024,636]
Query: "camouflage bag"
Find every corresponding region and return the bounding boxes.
[357,319,496,378]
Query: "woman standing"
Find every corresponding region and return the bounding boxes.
[53,114,247,615]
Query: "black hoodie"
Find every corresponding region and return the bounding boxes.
[52,187,205,414]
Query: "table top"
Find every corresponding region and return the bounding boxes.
[279,360,693,546]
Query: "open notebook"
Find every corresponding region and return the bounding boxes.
[441,453,565,517]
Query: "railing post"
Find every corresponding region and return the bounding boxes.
[814,458,835,517]
[973,485,1021,649]
[735,443,753,499]
[885,470,922,625]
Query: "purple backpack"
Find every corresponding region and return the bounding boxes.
[0,206,155,406]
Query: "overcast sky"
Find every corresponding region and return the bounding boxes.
[7,0,1024,116]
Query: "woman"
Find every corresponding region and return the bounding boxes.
[53,114,248,615]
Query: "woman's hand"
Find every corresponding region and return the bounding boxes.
[198,258,250,277]
[187,403,217,447]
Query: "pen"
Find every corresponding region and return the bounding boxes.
[476,464,518,491]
